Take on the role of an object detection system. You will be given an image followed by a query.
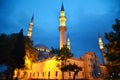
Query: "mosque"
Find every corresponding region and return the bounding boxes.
[13,3,108,80]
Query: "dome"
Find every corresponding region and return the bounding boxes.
[34,44,50,53]
[34,44,51,60]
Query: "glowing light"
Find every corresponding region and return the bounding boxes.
[98,37,104,49]
[43,57,61,79]
[24,50,32,69]
[59,11,66,26]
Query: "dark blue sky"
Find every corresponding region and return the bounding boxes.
[0,0,120,63]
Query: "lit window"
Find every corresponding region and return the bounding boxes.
[37,48,39,50]
[46,49,50,52]
[40,48,44,51]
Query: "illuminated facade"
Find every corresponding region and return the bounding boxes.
[14,52,108,80]
[13,3,109,80]
[14,57,85,79]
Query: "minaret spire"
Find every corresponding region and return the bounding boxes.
[98,33,106,65]
[27,15,34,39]
[67,34,70,50]
[59,3,67,49]
[61,2,64,11]
[59,3,66,27]
[31,14,34,22]
[98,32,103,49]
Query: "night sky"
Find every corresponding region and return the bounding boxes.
[0,0,120,63]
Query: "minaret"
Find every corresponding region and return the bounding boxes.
[67,34,70,50]
[59,3,67,49]
[27,15,34,39]
[98,33,106,65]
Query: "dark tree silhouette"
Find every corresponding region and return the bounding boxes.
[0,29,26,80]
[0,34,12,64]
[6,29,25,80]
[105,19,120,79]
[0,29,38,80]
[61,63,82,80]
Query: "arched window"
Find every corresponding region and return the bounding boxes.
[43,72,44,77]
[29,73,31,77]
[56,71,58,77]
[23,72,28,78]
[38,72,39,77]
[48,71,50,77]
[69,72,71,76]
[82,72,84,77]
[33,72,35,77]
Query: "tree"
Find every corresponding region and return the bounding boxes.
[61,63,82,80]
[0,29,38,79]
[50,46,73,79]
[105,19,120,79]
[6,29,26,80]
[50,46,73,62]
[0,34,12,65]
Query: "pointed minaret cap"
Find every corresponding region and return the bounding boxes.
[68,33,70,38]
[31,14,34,22]
[61,2,64,11]
[98,32,101,38]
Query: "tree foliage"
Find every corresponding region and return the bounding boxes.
[0,34,12,65]
[0,29,26,80]
[61,63,82,80]
[12,29,25,68]
[50,46,73,61]
[0,30,25,67]
[105,19,120,78]
[0,29,38,79]
[50,46,81,79]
